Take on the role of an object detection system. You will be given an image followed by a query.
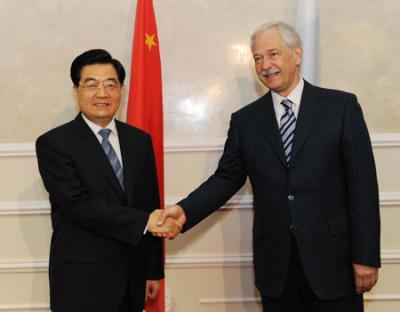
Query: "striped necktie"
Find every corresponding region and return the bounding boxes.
[98,129,125,190]
[280,99,297,163]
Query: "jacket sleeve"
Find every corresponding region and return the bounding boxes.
[36,133,150,247]
[179,114,248,230]
[342,94,381,267]
[143,137,164,280]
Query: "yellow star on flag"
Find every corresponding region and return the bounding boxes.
[145,33,157,51]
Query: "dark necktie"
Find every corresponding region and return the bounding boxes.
[280,99,297,162]
[98,128,125,190]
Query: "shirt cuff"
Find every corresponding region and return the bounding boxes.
[143,219,149,234]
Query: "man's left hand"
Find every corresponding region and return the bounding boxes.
[353,263,379,294]
[145,280,161,301]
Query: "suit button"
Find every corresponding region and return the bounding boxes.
[288,195,295,200]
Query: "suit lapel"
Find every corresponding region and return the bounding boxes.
[290,81,325,162]
[116,121,137,206]
[72,114,126,199]
[252,92,287,166]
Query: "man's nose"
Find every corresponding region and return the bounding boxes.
[95,85,109,97]
[261,57,271,70]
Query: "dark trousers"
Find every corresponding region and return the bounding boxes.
[119,288,145,312]
[261,237,363,312]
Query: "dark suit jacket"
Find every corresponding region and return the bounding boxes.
[179,81,380,300]
[36,114,163,312]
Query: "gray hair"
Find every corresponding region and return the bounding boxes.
[250,21,302,51]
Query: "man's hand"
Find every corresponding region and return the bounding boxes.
[353,263,379,294]
[145,280,160,301]
[155,205,186,239]
[147,209,182,238]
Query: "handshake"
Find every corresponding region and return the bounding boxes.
[147,205,186,239]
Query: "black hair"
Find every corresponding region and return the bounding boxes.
[70,49,126,87]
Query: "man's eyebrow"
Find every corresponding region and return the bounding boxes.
[81,77,119,82]
[253,48,280,55]
[81,77,96,82]
[107,78,119,82]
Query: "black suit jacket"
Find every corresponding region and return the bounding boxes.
[36,114,163,312]
[179,81,380,300]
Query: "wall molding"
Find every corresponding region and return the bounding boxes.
[200,297,261,304]
[164,139,226,153]
[199,294,400,305]
[166,253,254,268]
[380,250,400,264]
[0,133,399,157]
[371,133,400,147]
[0,201,51,216]
[1,192,399,216]
[2,294,400,311]
[0,143,35,158]
[0,255,253,274]
[0,260,48,274]
[1,294,400,311]
[0,304,49,311]
[1,250,400,274]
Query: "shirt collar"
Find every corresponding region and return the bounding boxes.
[81,113,117,136]
[271,78,304,107]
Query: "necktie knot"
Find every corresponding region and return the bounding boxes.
[281,99,293,111]
[99,128,112,140]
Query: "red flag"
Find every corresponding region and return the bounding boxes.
[127,0,165,311]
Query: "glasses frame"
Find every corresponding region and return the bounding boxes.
[78,79,121,92]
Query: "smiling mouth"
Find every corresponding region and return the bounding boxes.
[94,103,110,108]
[264,70,280,78]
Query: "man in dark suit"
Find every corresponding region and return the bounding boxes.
[36,49,180,312]
[158,22,380,311]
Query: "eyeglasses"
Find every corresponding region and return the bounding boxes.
[79,79,121,92]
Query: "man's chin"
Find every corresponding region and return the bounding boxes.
[260,77,280,89]
[264,83,280,92]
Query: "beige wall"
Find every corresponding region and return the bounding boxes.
[0,0,399,311]
[320,0,400,132]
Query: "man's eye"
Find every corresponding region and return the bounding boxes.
[105,82,117,88]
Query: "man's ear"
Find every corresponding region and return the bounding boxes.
[294,46,302,66]
[72,86,80,109]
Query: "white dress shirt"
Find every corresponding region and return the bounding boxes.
[271,78,304,127]
[81,113,123,167]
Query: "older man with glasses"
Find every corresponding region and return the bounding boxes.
[36,49,181,312]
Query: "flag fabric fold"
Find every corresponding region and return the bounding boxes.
[127,0,165,311]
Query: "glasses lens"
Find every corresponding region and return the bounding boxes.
[104,81,119,89]
[80,80,120,91]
